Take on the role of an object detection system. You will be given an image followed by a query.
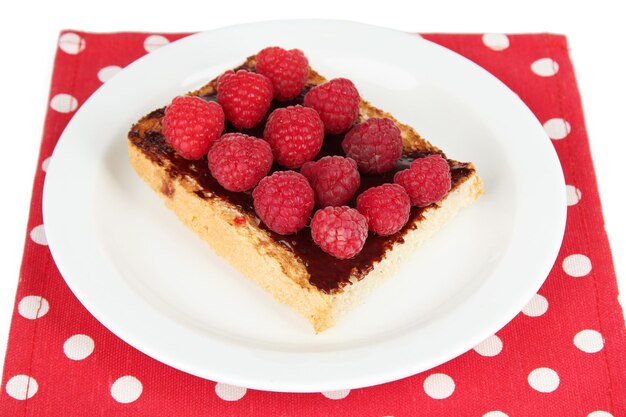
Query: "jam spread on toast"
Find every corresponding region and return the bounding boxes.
[129,81,473,294]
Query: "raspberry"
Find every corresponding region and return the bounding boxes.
[310,207,368,259]
[301,156,360,207]
[217,70,273,129]
[342,118,403,174]
[356,184,410,236]
[394,154,451,207]
[207,133,273,192]
[256,46,309,101]
[303,78,360,134]
[162,96,225,160]
[252,171,314,234]
[263,105,324,168]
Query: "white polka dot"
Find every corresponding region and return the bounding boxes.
[473,334,503,357]
[567,185,582,206]
[563,254,592,277]
[5,375,38,400]
[215,383,246,401]
[522,294,549,317]
[41,157,51,172]
[322,389,350,399]
[111,375,142,403]
[144,35,169,52]
[98,65,122,83]
[528,367,559,393]
[423,373,455,399]
[588,411,614,417]
[50,93,78,113]
[63,334,95,360]
[574,329,604,353]
[30,224,47,245]
[483,412,509,417]
[543,118,571,140]
[58,32,85,55]
[18,295,49,319]
[482,34,510,51]
[531,58,559,77]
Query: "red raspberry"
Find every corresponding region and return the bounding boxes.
[217,70,273,129]
[394,154,451,207]
[252,171,314,235]
[256,46,309,101]
[301,156,360,207]
[162,96,224,160]
[356,184,410,236]
[207,133,273,192]
[310,206,368,259]
[303,78,360,134]
[342,118,403,174]
[263,105,324,168]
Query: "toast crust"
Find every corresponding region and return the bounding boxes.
[128,55,483,332]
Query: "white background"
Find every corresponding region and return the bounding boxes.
[0,0,624,376]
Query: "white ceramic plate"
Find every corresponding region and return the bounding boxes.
[43,20,566,392]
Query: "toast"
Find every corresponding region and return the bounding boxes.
[128,55,483,332]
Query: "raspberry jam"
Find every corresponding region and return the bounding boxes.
[129,76,474,294]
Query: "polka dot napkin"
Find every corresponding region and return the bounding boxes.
[1,31,625,417]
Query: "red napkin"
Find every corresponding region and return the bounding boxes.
[1,31,625,417]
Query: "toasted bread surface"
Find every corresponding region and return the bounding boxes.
[128,56,483,332]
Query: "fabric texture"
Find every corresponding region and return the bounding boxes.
[1,31,625,417]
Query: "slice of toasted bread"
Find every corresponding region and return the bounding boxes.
[128,55,483,332]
